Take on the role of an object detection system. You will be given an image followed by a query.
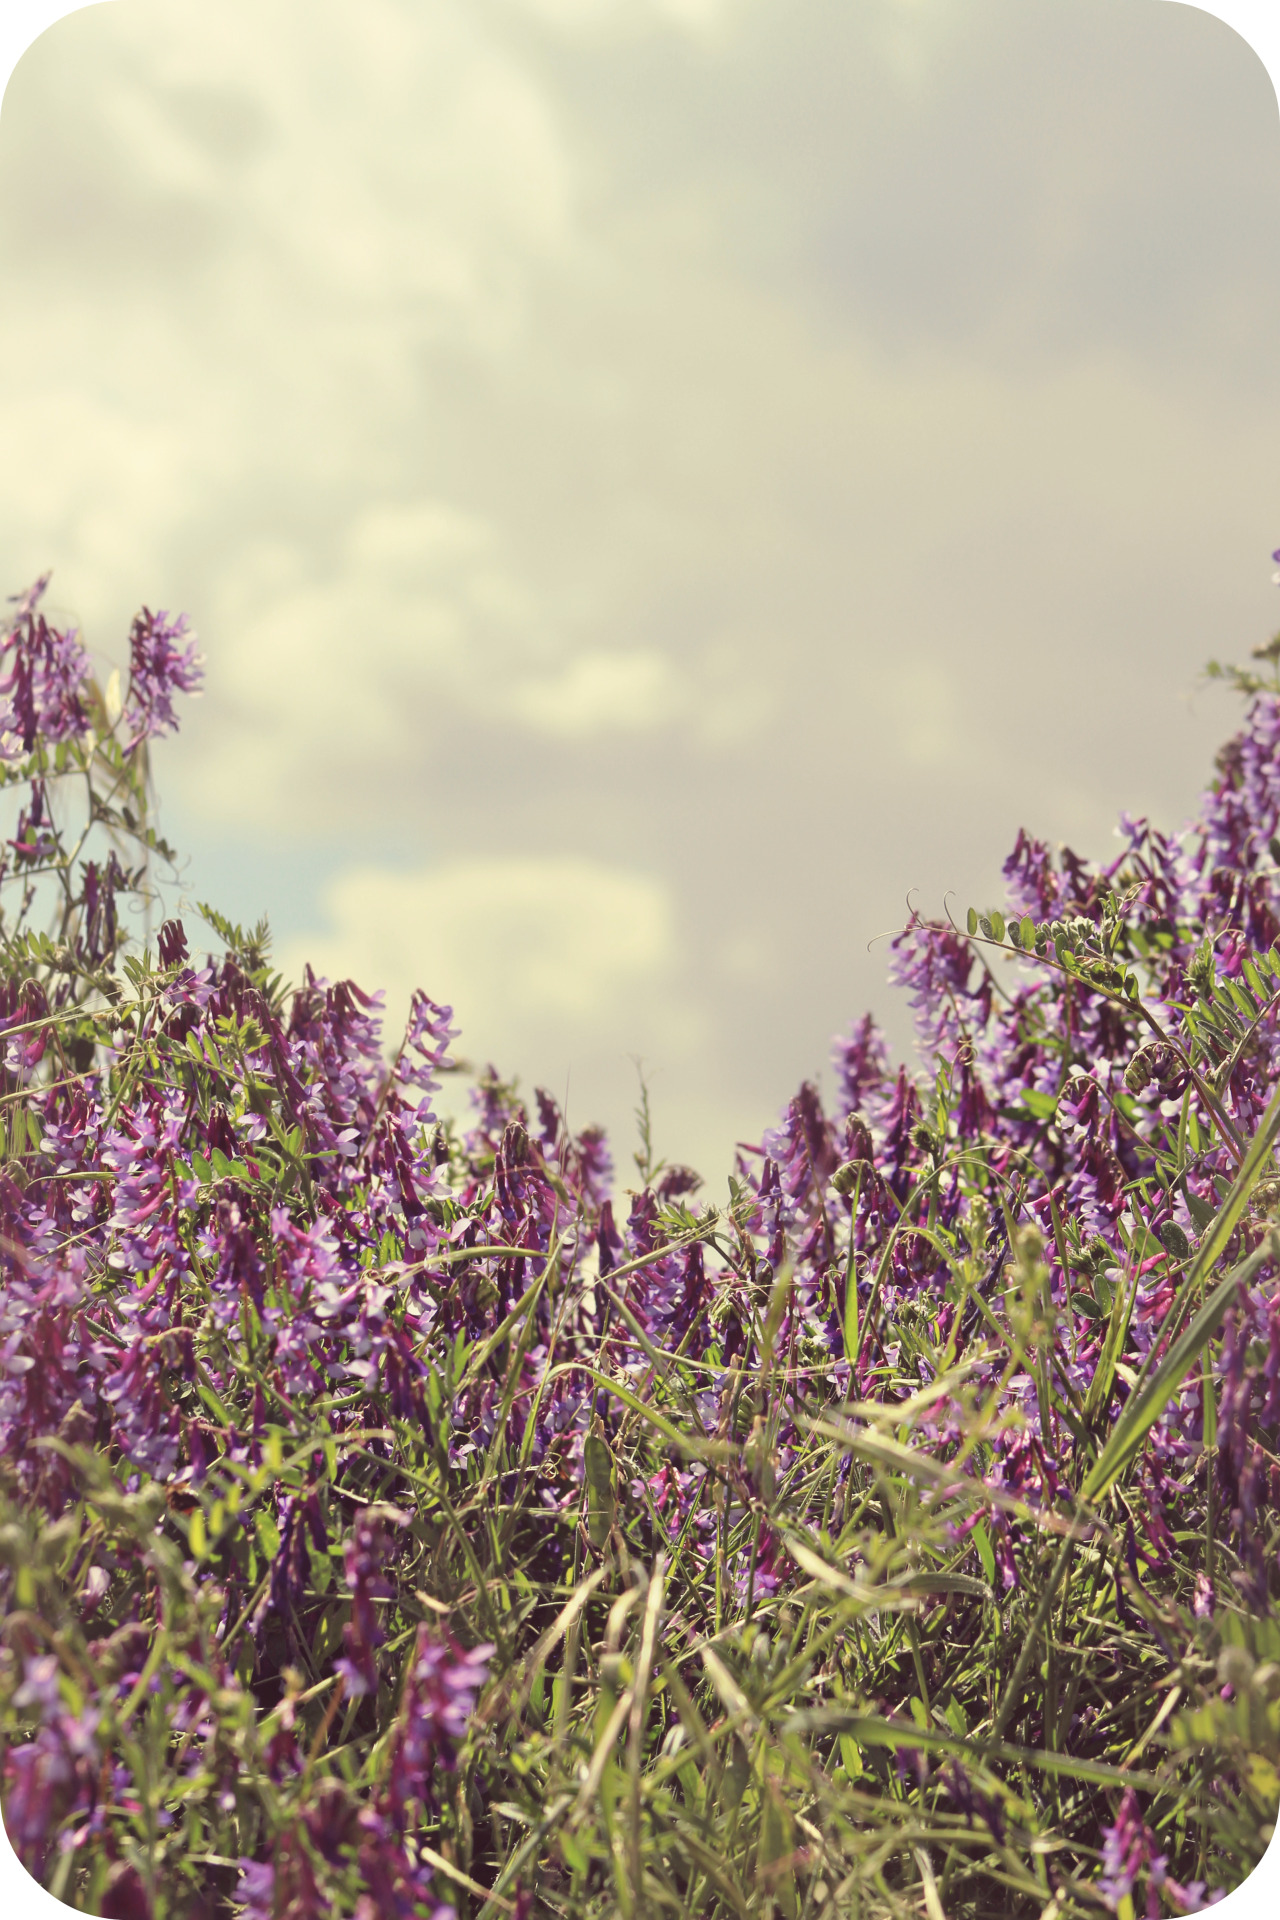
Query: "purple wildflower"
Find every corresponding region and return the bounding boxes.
[120,605,203,747]
[0,575,91,758]
[1097,1790,1169,1918]
[386,1628,493,1815]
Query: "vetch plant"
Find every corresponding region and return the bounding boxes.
[0,565,1279,1916]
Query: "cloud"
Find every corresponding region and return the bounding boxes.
[504,649,681,734]
[275,851,751,1176]
[281,852,688,1055]
[504,0,736,39]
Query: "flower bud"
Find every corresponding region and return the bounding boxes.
[1124,1047,1155,1093]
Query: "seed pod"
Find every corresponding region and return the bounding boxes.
[1252,1176,1280,1216]
[1124,1047,1155,1093]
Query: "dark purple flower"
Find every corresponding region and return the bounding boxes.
[0,575,91,758]
[3,1656,101,1874]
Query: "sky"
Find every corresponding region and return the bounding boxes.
[0,0,1278,1189]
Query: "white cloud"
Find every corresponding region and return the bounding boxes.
[503,0,736,39]
[277,852,741,1170]
[282,852,685,1052]
[345,500,494,577]
[504,648,680,733]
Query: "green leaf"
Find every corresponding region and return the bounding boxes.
[966,908,978,936]
[989,909,1006,943]
[560,1832,588,1876]
[761,1263,794,1371]
[255,1510,281,1562]
[584,1433,615,1550]
[971,1522,996,1586]
[1184,1189,1214,1232]
[840,1177,863,1366]
[1019,916,1036,950]
[757,1784,798,1919]
[1021,1088,1058,1120]
[1083,1266,1135,1428]
[1226,977,1259,1020]
[896,1569,992,1601]
[1243,955,1269,1002]
[196,1381,230,1426]
[188,1508,207,1561]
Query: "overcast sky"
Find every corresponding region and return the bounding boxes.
[0,0,1278,1184]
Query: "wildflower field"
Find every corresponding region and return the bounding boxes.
[1,567,1279,1920]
